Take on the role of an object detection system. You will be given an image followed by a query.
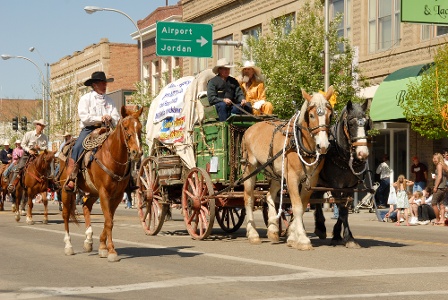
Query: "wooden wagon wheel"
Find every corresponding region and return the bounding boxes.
[137,157,168,236]
[215,207,246,233]
[262,203,293,237]
[181,167,215,240]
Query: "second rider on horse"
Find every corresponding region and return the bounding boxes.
[64,71,120,192]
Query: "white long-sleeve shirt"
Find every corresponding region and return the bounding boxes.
[78,91,120,129]
[21,130,48,153]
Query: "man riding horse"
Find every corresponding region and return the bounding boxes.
[64,71,120,192]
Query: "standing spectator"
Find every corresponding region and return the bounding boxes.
[0,141,12,165]
[393,174,414,226]
[411,156,428,192]
[375,154,391,208]
[2,140,24,181]
[431,153,446,225]
[207,58,252,121]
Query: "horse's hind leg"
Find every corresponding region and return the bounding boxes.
[340,206,360,249]
[82,198,95,253]
[314,204,327,239]
[266,181,281,243]
[244,170,261,245]
[42,192,49,224]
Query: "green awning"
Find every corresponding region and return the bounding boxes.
[370,63,432,121]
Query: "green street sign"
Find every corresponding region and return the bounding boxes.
[156,21,213,58]
[402,0,448,24]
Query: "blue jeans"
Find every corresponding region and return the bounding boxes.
[413,181,426,193]
[214,101,253,121]
[71,126,98,162]
[333,203,339,218]
[375,177,390,206]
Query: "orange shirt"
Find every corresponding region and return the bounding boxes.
[240,79,266,105]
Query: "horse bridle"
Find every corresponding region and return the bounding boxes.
[302,103,333,137]
[341,111,369,149]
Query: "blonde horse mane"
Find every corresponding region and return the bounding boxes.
[298,91,330,124]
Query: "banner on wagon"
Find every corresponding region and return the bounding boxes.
[153,77,193,123]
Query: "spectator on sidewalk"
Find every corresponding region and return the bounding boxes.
[411,156,428,192]
[393,174,414,226]
[431,153,447,225]
[376,154,391,208]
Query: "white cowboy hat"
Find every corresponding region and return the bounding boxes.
[4,141,9,146]
[212,58,234,74]
[241,60,262,77]
[15,140,21,144]
[32,119,47,126]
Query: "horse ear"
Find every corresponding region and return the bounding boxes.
[302,89,312,102]
[346,100,353,111]
[325,86,334,101]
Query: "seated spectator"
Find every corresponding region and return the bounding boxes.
[408,191,421,225]
[418,186,436,225]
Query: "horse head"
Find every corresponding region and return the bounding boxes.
[36,149,55,170]
[339,100,370,161]
[300,86,334,154]
[120,106,144,161]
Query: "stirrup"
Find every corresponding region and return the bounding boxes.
[64,179,76,193]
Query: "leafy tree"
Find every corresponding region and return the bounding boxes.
[244,0,366,119]
[401,45,448,139]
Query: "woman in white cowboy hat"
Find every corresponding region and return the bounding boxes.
[65,71,120,192]
[207,58,253,121]
[239,60,273,116]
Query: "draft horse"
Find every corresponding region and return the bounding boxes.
[14,150,56,224]
[60,106,143,262]
[242,87,334,250]
[314,100,371,248]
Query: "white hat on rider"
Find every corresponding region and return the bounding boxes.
[15,140,21,144]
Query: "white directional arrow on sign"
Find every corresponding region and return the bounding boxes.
[196,36,208,47]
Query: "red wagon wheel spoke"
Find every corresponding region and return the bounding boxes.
[137,157,167,236]
[182,168,215,240]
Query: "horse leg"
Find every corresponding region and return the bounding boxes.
[62,190,75,255]
[339,205,360,249]
[243,170,261,245]
[266,181,281,243]
[82,198,95,253]
[287,179,312,250]
[26,190,34,225]
[98,195,121,262]
[330,204,344,246]
[42,192,49,224]
[14,188,21,222]
[314,204,327,239]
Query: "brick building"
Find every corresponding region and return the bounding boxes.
[50,38,138,137]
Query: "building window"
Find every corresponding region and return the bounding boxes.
[332,0,352,51]
[368,0,401,53]
[421,24,448,40]
[217,35,235,66]
[151,60,159,95]
[192,57,208,75]
[273,13,295,35]
[242,26,261,62]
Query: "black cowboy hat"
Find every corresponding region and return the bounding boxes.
[84,71,114,86]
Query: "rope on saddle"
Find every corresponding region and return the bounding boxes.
[82,130,111,150]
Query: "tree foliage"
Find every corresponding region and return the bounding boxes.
[244,0,365,119]
[401,45,448,139]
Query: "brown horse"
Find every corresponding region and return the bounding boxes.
[60,106,143,262]
[14,150,55,224]
[0,163,9,211]
[242,87,334,250]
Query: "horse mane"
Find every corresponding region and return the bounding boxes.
[298,92,327,124]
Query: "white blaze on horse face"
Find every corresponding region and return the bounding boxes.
[132,119,140,150]
[356,123,369,160]
[315,112,330,153]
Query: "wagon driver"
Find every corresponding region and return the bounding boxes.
[207,58,253,121]
[64,71,120,192]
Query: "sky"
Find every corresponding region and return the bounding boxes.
[0,0,174,100]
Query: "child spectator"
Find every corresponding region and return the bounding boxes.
[393,174,414,226]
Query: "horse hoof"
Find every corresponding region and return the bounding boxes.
[345,241,361,249]
[15,214,20,222]
[83,242,93,253]
[21,210,26,216]
[42,219,48,225]
[26,220,35,225]
[107,253,121,262]
[330,238,345,246]
[267,231,280,243]
[65,247,75,256]
[11,204,16,212]
[295,243,314,251]
[98,249,108,258]
[314,229,327,240]
[248,237,262,245]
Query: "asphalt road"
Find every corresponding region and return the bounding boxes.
[0,200,447,300]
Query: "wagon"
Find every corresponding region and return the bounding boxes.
[136,70,279,239]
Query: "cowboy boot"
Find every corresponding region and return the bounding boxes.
[7,171,19,193]
[64,158,79,192]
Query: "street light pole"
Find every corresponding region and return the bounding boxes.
[29,46,50,128]
[1,54,46,121]
[84,6,144,82]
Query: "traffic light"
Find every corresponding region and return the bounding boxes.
[12,117,18,131]
[21,116,27,131]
